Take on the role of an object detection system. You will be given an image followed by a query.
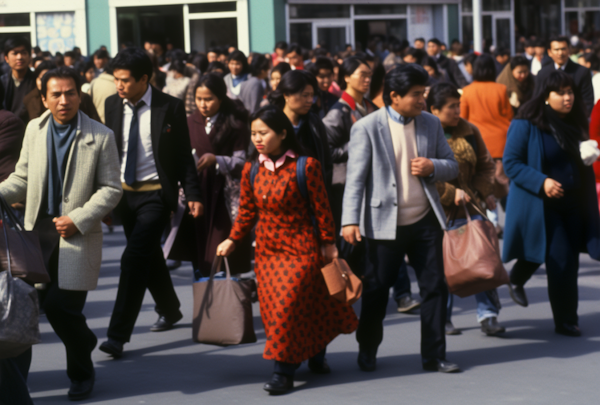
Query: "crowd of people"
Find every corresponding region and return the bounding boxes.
[1,31,600,402]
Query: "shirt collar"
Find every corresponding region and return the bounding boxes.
[207,113,219,125]
[123,85,152,107]
[386,106,413,125]
[258,149,297,172]
[555,62,567,71]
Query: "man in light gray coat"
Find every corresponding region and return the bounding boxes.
[0,67,122,400]
[342,65,460,374]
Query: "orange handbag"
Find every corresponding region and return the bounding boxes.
[321,258,363,305]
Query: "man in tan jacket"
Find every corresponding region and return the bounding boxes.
[0,66,122,401]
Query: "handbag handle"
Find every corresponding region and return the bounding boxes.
[0,194,24,232]
[209,256,231,281]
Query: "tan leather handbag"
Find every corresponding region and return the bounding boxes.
[443,202,509,298]
[192,257,257,346]
[321,258,362,305]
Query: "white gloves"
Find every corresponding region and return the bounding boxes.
[580,140,600,166]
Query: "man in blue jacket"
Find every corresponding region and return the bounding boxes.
[342,64,460,373]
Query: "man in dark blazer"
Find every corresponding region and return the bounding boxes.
[534,35,594,116]
[427,38,468,88]
[99,47,203,358]
[1,36,36,123]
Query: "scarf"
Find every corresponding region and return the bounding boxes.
[231,73,248,88]
[46,114,78,216]
[496,63,534,108]
[543,105,585,162]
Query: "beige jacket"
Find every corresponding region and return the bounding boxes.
[0,110,123,291]
[88,72,117,124]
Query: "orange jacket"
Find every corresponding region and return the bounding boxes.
[460,81,513,158]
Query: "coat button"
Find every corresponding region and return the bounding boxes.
[392,184,396,187]
[64,197,69,203]
[263,195,267,199]
[393,202,397,206]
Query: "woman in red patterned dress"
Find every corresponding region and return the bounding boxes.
[217,106,358,395]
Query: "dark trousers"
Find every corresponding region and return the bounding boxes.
[357,210,447,361]
[107,190,181,342]
[510,198,582,327]
[274,349,326,377]
[38,247,97,382]
[392,260,412,302]
[0,348,33,405]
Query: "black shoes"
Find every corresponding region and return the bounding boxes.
[397,296,421,313]
[508,284,528,307]
[150,312,183,332]
[357,348,377,372]
[68,370,95,401]
[481,317,506,336]
[555,323,581,337]
[308,358,331,374]
[423,359,461,373]
[99,338,124,358]
[263,373,294,395]
[445,321,462,335]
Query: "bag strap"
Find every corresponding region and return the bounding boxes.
[0,194,23,231]
[250,161,259,190]
[209,256,231,281]
[296,156,308,200]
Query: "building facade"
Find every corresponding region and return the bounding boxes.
[0,0,599,56]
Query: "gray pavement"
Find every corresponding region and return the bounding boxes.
[28,226,600,404]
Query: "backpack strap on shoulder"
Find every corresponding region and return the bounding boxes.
[250,161,260,189]
[296,156,308,200]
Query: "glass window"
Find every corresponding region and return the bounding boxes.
[462,0,472,13]
[496,18,511,49]
[190,18,237,52]
[188,2,236,13]
[462,15,473,49]
[290,23,312,50]
[565,12,579,35]
[0,13,30,27]
[354,5,407,15]
[565,0,600,7]
[317,27,347,54]
[482,0,511,11]
[289,5,350,19]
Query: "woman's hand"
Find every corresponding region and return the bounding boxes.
[454,188,472,206]
[485,195,497,211]
[321,243,338,265]
[197,153,217,172]
[216,239,236,257]
[544,178,564,199]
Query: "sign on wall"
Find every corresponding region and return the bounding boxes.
[36,12,76,54]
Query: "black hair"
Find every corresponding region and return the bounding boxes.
[391,39,409,54]
[415,37,425,43]
[40,66,81,98]
[463,53,478,66]
[428,38,442,47]
[517,70,588,132]
[584,52,600,71]
[80,60,95,77]
[206,61,226,76]
[249,105,306,161]
[338,56,369,90]
[313,48,329,58]
[307,57,334,76]
[34,60,57,79]
[426,82,461,112]
[548,35,569,49]
[268,70,318,109]
[286,43,302,55]
[494,47,510,57]
[169,59,186,75]
[194,73,249,152]
[271,62,291,78]
[3,36,31,55]
[369,60,386,100]
[227,50,250,75]
[207,47,223,56]
[275,41,288,51]
[192,53,209,73]
[169,49,187,63]
[93,49,109,60]
[472,54,496,82]
[525,39,535,48]
[0,80,4,110]
[250,54,270,77]
[354,51,375,63]
[382,64,429,106]
[509,55,530,70]
[63,51,75,59]
[421,56,441,78]
[405,48,427,64]
[110,47,153,82]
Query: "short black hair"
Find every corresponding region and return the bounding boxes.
[405,47,427,64]
[307,57,334,76]
[415,38,425,43]
[250,53,270,76]
[494,47,510,57]
[428,38,442,47]
[34,60,57,79]
[271,62,291,78]
[383,64,429,106]
[548,35,569,49]
[313,47,329,58]
[268,70,318,109]
[207,47,223,55]
[93,49,109,60]
[339,56,369,90]
[275,41,288,51]
[472,54,496,82]
[3,36,31,55]
[427,82,461,112]
[227,50,250,74]
[249,105,306,162]
[110,47,153,82]
[41,66,81,98]
[286,43,302,55]
[463,53,478,66]
[64,51,76,59]
[509,55,530,70]
[584,52,600,71]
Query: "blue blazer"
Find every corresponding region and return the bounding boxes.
[502,119,600,263]
[342,108,458,240]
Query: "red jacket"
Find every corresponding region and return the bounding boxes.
[589,99,600,182]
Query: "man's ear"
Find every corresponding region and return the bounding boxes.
[41,94,49,109]
[281,129,287,140]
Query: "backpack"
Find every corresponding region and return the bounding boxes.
[250,156,309,200]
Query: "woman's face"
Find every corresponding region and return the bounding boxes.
[547,86,574,116]
[345,63,372,95]
[512,65,530,83]
[84,67,95,83]
[285,84,314,116]
[36,69,49,91]
[270,71,281,91]
[228,60,243,76]
[251,119,285,156]
[195,86,221,118]
[431,97,461,128]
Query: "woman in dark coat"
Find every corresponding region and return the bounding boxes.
[503,70,600,337]
[166,73,251,276]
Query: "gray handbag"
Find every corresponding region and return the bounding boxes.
[0,205,41,359]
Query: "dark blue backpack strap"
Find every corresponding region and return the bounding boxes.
[250,161,259,189]
[296,156,308,200]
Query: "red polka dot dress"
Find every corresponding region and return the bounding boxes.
[229,156,358,364]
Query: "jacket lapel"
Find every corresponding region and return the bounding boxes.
[63,112,94,201]
[31,111,51,222]
[150,87,168,157]
[109,97,124,158]
[414,115,428,157]
[377,108,397,177]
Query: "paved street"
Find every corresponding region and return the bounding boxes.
[28,226,600,404]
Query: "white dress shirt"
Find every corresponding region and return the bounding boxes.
[121,85,159,183]
[555,63,567,71]
[205,113,219,134]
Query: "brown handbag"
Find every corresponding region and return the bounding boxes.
[0,196,49,284]
[321,258,363,305]
[443,202,509,298]
[192,256,257,346]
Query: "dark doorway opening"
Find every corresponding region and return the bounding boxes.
[116,5,184,50]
